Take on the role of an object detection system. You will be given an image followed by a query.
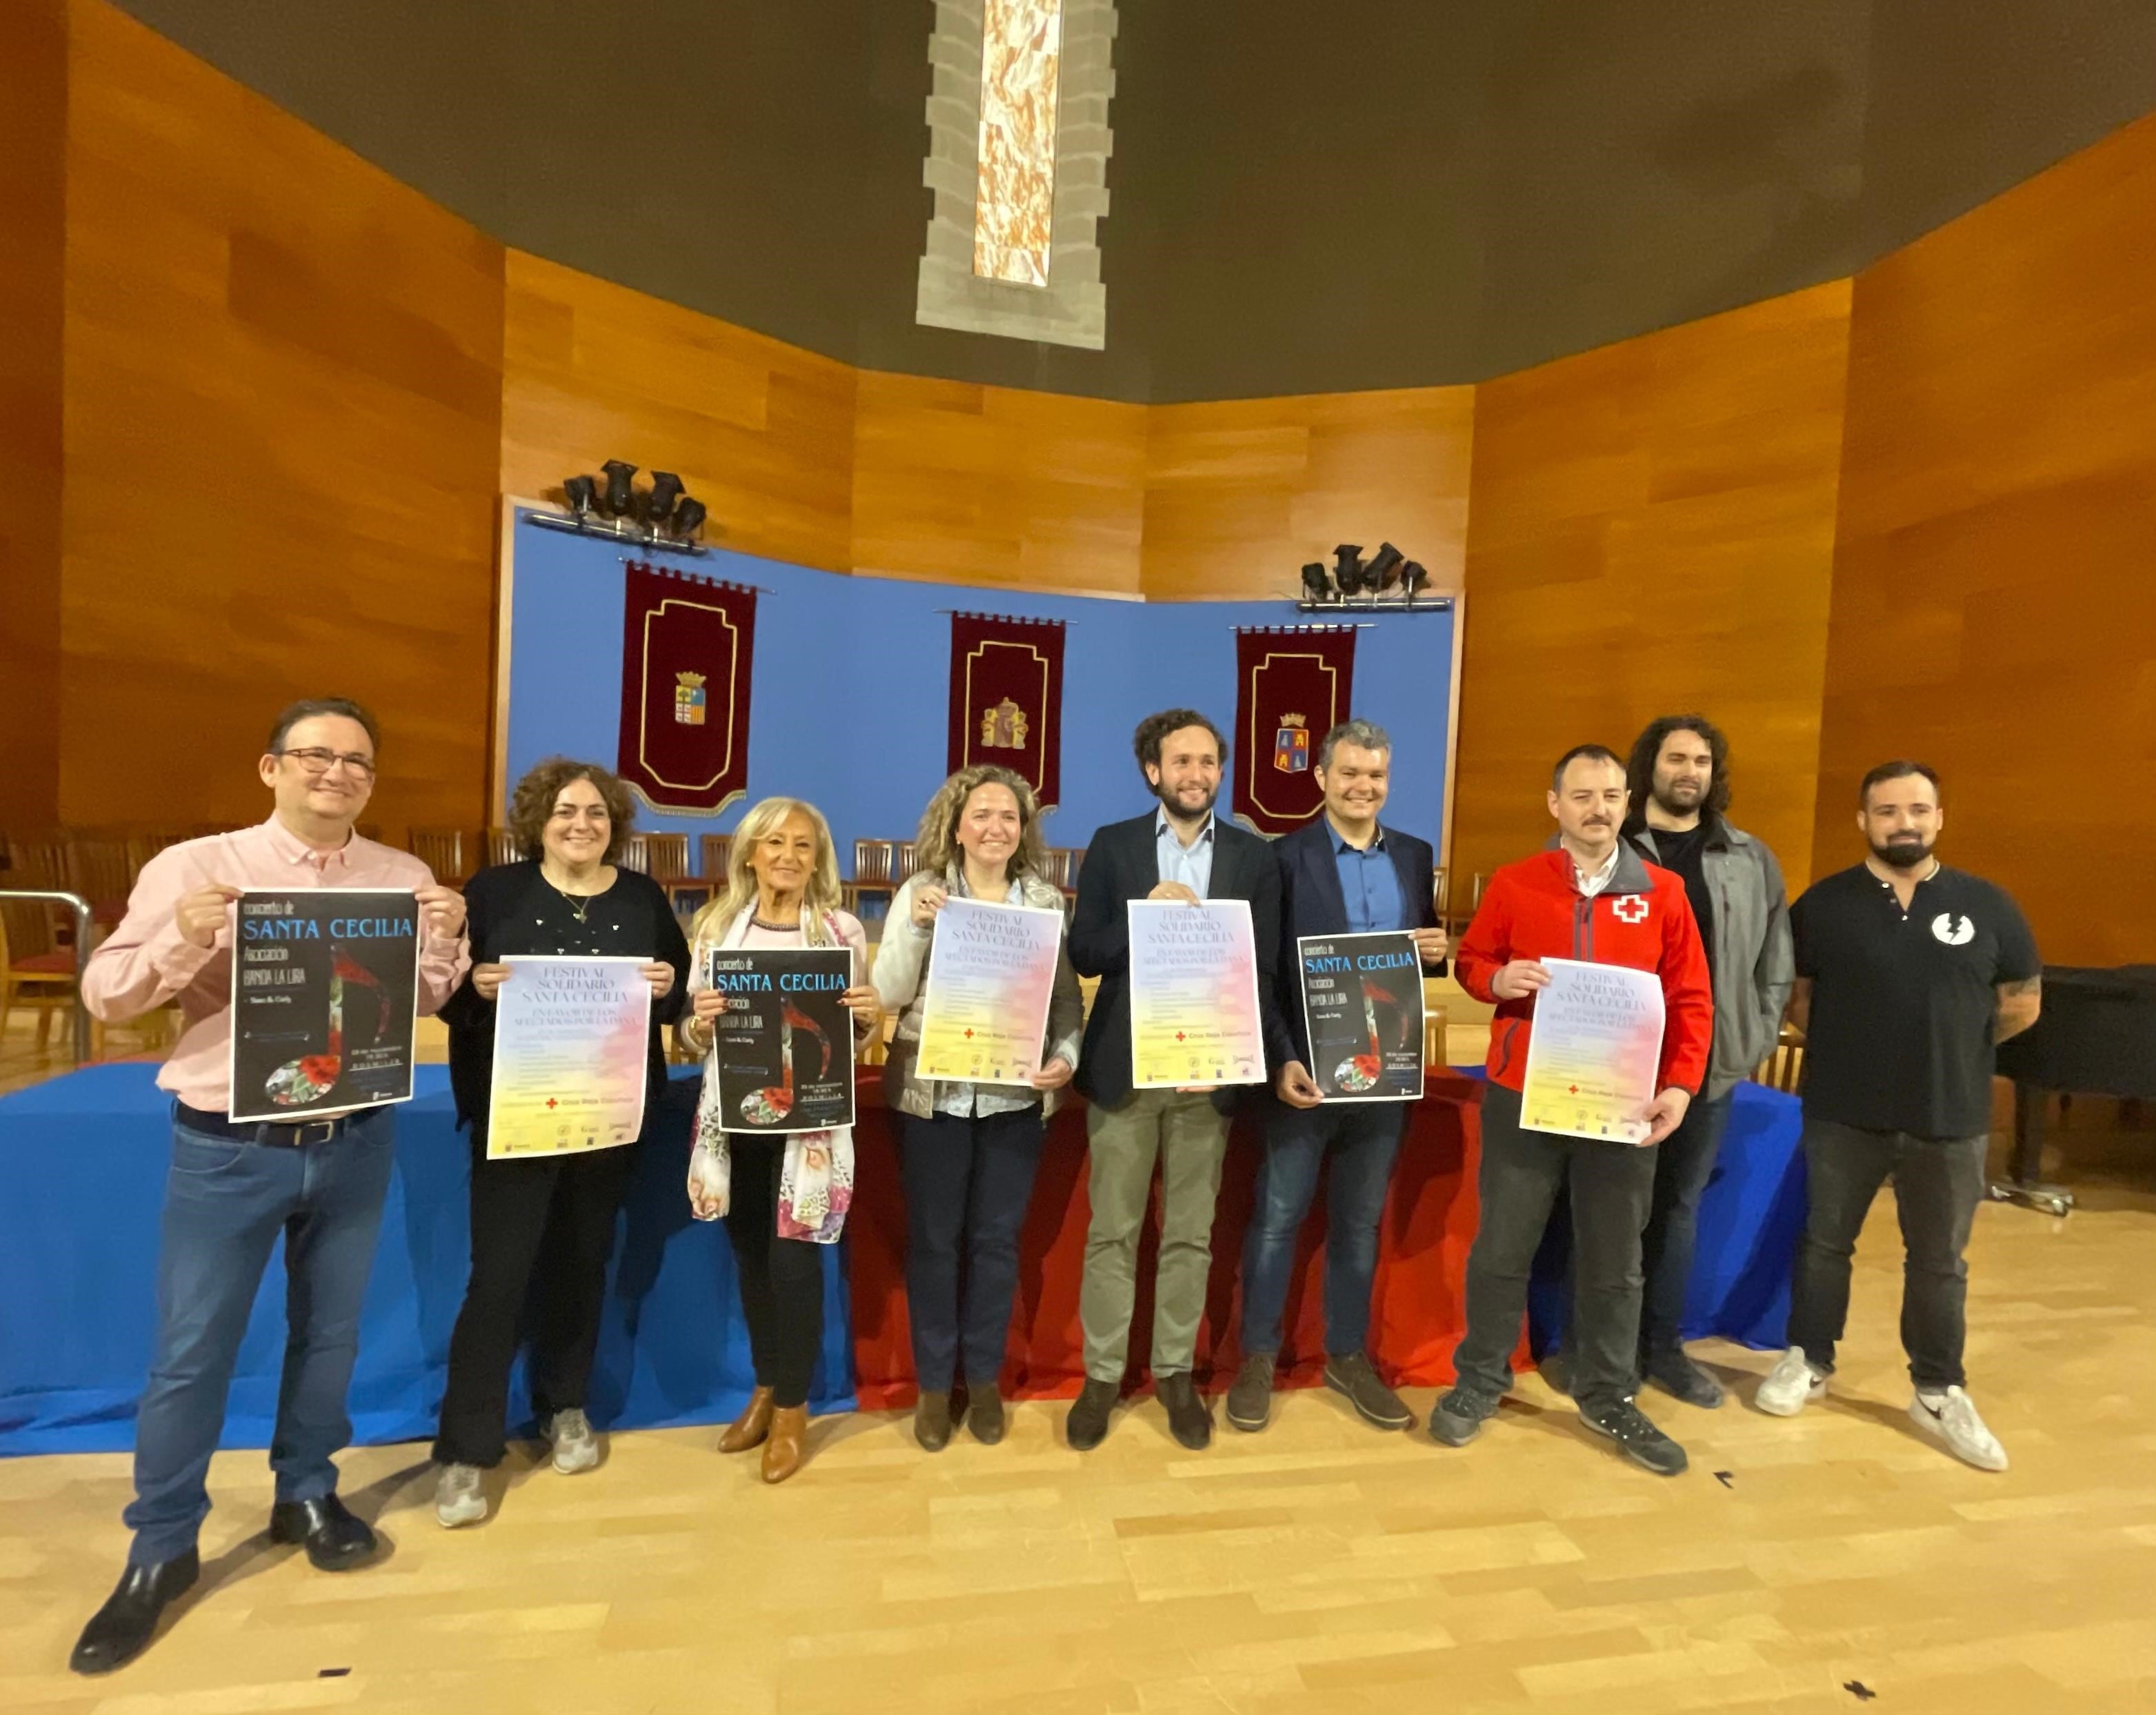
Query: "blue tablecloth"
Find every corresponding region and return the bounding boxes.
[0,1064,1804,1456]
[0,1065,854,1456]
[1524,1078,1808,1357]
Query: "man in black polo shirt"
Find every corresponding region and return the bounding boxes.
[1755,761,2040,1471]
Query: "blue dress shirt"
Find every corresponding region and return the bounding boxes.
[1332,822,1406,934]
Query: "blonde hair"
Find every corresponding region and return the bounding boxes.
[912,764,1046,884]
[690,797,845,945]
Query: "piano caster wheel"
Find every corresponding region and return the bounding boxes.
[1986,1178,2074,1217]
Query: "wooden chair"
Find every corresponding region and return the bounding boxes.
[843,839,899,916]
[407,829,468,881]
[665,879,717,929]
[1035,847,1075,891]
[639,833,692,881]
[699,833,733,880]
[1433,865,1450,920]
[1753,1024,1807,1094]
[5,835,68,889]
[66,836,136,924]
[127,832,191,877]
[1422,1007,1450,1073]
[486,828,521,867]
[0,896,99,1056]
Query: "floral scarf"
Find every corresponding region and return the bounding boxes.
[688,904,856,1244]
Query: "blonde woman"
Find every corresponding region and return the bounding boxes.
[872,766,1081,1451]
[678,797,878,1483]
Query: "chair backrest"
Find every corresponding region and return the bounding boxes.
[6,835,68,889]
[0,897,59,964]
[617,833,650,874]
[700,833,733,880]
[1753,1026,1807,1094]
[1433,865,1450,915]
[852,840,895,886]
[66,837,134,906]
[639,833,691,880]
[128,833,191,878]
[895,840,918,880]
[1035,847,1073,889]
[486,829,521,867]
[407,829,466,879]
[1470,871,1488,909]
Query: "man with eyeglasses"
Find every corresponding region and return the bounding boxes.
[68,698,469,1675]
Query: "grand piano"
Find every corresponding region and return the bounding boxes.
[1991,964,2156,1215]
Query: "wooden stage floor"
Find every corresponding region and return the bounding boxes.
[4,1123,2153,1715]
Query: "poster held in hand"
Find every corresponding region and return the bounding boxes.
[486,957,652,1158]
[1127,898,1266,1089]
[228,889,420,1122]
[1296,930,1426,1101]
[914,895,1064,1085]
[1518,956,1667,1143]
[708,946,857,1132]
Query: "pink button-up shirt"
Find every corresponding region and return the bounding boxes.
[81,815,470,1113]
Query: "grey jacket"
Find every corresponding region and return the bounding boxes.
[1628,818,1794,1099]
[872,866,1085,1121]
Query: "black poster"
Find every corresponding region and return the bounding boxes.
[1296,930,1426,1102]
[228,889,420,1122]
[708,946,856,1133]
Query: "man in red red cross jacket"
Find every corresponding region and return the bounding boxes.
[1430,744,1713,1476]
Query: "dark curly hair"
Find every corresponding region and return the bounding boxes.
[506,757,636,862]
[1624,715,1730,831]
[1132,708,1228,782]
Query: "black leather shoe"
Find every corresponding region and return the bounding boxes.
[1578,1398,1689,1476]
[1324,1351,1413,1430]
[1537,1349,1573,1398]
[70,1549,199,1674]
[1066,1378,1119,1451]
[1428,1387,1499,1447]
[968,1387,1006,1445]
[1155,1371,1212,1450]
[1643,1349,1726,1409]
[268,1494,378,1571]
[915,1389,955,1451]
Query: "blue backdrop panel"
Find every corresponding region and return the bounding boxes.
[0,1066,852,1457]
[506,512,1459,866]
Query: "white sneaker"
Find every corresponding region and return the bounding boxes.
[1909,1387,2008,1471]
[546,1407,601,1474]
[1755,1348,1828,1416]
[435,1462,487,1527]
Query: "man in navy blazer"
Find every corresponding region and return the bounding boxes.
[1226,718,1448,1436]
[1067,708,1283,1454]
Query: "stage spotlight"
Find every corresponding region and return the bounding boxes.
[1300,562,1331,599]
[1366,542,1404,591]
[1401,559,1430,597]
[563,475,597,518]
[672,496,708,539]
[1332,543,1365,596]
[601,459,638,515]
[646,470,684,524]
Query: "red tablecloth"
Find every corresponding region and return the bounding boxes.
[847,1070,1510,1408]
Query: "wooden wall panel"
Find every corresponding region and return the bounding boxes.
[501,250,856,575]
[0,0,68,828]
[851,374,1147,595]
[1141,387,1475,602]
[57,0,503,840]
[1818,110,2156,964]
[1451,282,1853,893]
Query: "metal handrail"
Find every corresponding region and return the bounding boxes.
[0,889,94,1064]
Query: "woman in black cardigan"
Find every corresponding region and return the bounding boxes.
[430,758,689,1527]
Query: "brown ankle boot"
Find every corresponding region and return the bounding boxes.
[761,1405,810,1483]
[717,1386,775,1454]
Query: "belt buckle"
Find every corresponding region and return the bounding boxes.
[290,1118,341,1147]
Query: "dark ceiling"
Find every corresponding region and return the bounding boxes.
[108,0,2156,402]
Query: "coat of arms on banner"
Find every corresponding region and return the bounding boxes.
[1273,713,1310,773]
[980,697,1030,750]
[675,671,708,726]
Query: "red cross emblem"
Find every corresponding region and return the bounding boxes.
[1613,895,1649,924]
[1176,1031,1186,1042]
[1568,1084,1579,1095]
[546,1098,557,1110]
[964,1029,974,1039]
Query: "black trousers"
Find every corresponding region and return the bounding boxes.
[1786,1118,1988,1391]
[724,1139,824,1409]
[435,1124,637,1467]
[1452,1082,1659,1413]
[899,1107,1046,1392]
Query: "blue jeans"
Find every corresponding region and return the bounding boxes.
[1239,1101,1406,1358]
[900,1108,1045,1391]
[124,1110,397,1565]
[1636,1089,1735,1360]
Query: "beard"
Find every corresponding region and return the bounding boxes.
[1154,778,1218,816]
[1870,835,1934,870]
[1653,777,1704,816]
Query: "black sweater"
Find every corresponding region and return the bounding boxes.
[440,862,691,1130]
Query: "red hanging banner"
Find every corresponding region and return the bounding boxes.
[947,613,1065,807]
[1231,625,1357,834]
[616,561,757,815]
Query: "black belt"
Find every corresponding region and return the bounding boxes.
[175,1102,382,1147]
